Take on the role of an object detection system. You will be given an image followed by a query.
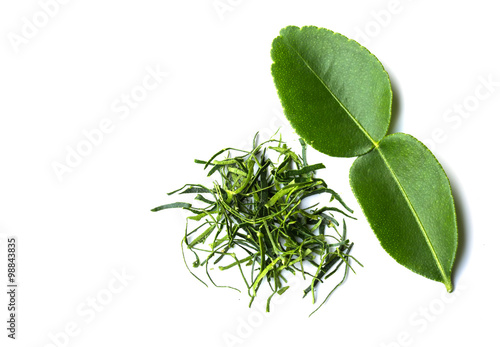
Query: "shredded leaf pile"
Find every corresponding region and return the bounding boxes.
[152,134,361,314]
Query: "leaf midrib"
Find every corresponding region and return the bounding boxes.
[281,38,378,147]
[375,146,451,290]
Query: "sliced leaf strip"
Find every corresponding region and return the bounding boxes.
[151,202,191,212]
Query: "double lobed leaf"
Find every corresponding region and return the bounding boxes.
[271,25,458,291]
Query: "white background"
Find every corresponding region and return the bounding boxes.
[1,0,499,346]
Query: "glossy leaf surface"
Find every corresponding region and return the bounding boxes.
[349,133,457,291]
[271,25,392,157]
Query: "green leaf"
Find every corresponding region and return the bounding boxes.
[349,133,458,291]
[271,25,392,157]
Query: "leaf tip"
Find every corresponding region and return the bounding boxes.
[445,279,454,293]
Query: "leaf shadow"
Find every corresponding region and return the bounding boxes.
[446,171,469,288]
[387,71,403,135]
